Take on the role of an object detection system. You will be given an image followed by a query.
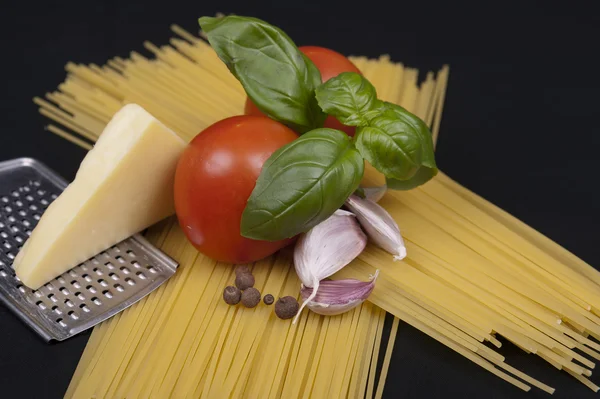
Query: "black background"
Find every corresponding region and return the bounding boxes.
[1,1,599,398]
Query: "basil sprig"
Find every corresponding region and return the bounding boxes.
[199,15,438,242]
[316,72,438,186]
[199,16,326,133]
[241,129,364,240]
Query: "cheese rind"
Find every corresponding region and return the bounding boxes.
[14,104,186,289]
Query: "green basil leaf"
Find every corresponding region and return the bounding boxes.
[315,72,380,126]
[199,16,326,133]
[386,166,438,190]
[380,102,437,169]
[241,128,364,241]
[354,115,422,180]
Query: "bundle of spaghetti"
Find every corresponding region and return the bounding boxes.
[38,25,442,398]
[37,20,600,397]
[65,218,390,398]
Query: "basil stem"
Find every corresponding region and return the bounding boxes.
[241,129,364,241]
[199,16,326,133]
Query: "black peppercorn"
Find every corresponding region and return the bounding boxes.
[275,296,299,320]
[235,265,251,275]
[235,272,255,290]
[241,287,261,308]
[263,294,274,305]
[223,286,241,305]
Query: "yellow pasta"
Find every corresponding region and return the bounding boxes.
[36,18,600,398]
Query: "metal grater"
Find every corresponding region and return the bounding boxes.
[0,158,178,342]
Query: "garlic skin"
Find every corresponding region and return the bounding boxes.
[293,210,367,323]
[293,210,367,287]
[362,185,387,203]
[344,194,407,261]
[300,270,379,316]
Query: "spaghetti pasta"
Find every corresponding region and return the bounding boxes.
[35,19,600,398]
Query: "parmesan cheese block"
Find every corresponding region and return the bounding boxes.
[14,104,186,289]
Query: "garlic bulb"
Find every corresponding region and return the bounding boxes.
[300,270,379,316]
[293,210,367,323]
[344,194,407,261]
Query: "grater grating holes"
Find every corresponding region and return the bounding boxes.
[0,160,178,341]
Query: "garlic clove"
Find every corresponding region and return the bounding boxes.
[299,270,379,316]
[292,210,367,323]
[293,209,367,288]
[303,298,364,316]
[344,194,407,261]
[362,185,387,203]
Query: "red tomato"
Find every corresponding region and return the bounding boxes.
[174,115,298,264]
[244,46,361,136]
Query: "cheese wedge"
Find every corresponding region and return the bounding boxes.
[14,104,186,289]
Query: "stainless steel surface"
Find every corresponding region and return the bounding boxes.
[0,158,178,342]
